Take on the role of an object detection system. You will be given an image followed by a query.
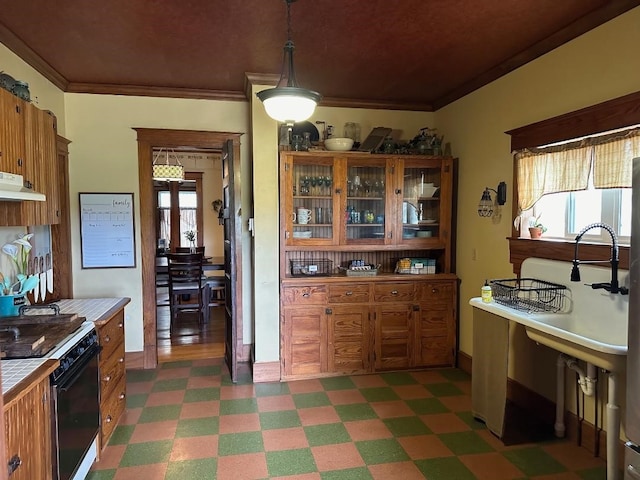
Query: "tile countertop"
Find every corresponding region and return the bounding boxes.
[1,297,131,395]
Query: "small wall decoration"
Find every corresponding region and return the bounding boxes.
[79,193,136,268]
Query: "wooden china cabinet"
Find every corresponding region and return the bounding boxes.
[279,151,458,380]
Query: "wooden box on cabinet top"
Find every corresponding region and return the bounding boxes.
[96,309,126,450]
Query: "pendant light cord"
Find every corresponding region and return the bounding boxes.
[286,0,292,42]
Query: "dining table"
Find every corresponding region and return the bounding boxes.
[155,255,225,274]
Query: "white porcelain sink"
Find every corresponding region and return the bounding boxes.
[470,258,629,371]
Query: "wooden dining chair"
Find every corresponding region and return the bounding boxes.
[167,253,208,331]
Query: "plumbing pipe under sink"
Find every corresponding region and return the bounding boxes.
[555,354,598,437]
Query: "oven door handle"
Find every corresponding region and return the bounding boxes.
[57,344,102,392]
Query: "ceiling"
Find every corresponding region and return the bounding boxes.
[0,0,638,111]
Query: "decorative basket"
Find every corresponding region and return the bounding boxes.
[290,258,333,277]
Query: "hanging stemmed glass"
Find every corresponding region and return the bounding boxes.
[310,176,318,195]
[324,176,332,197]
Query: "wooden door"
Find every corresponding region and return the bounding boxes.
[327,305,371,374]
[374,303,414,370]
[0,88,25,175]
[222,139,242,382]
[282,306,327,376]
[414,304,454,367]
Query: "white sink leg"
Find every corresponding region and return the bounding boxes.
[556,354,566,437]
[607,372,620,480]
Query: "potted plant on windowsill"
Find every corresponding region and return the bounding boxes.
[528,215,547,239]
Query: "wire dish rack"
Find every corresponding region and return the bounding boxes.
[490,278,568,313]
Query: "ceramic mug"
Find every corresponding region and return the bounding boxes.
[294,208,311,224]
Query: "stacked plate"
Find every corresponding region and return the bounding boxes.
[293,230,312,239]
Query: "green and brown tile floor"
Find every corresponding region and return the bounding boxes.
[87,358,607,479]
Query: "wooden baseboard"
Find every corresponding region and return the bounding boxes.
[240,344,252,362]
[125,350,145,370]
[252,360,281,383]
[459,351,622,467]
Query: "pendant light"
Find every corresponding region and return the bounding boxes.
[152,148,184,182]
[256,0,321,125]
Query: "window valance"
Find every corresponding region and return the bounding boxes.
[514,127,640,212]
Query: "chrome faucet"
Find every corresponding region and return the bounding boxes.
[571,222,628,294]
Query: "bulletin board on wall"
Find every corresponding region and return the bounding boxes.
[79,192,136,268]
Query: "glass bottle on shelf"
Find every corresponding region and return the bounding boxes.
[302,132,312,151]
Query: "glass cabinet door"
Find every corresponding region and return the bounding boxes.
[344,159,387,244]
[290,157,335,243]
[400,160,442,242]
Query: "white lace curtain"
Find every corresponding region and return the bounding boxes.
[514,127,640,212]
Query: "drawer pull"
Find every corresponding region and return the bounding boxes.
[391,290,398,295]
[432,288,437,293]
[105,415,113,423]
[103,375,111,382]
[302,292,310,298]
[345,291,353,296]
[104,335,111,343]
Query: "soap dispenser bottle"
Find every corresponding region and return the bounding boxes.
[481,280,492,303]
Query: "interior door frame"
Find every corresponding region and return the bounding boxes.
[135,128,243,368]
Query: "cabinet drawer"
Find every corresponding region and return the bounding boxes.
[328,283,370,303]
[373,283,416,302]
[100,341,125,400]
[419,281,454,304]
[283,285,328,305]
[98,315,125,359]
[100,375,126,448]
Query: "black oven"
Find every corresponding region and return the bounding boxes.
[50,329,101,480]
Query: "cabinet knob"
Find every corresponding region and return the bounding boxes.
[119,357,125,363]
[395,188,401,194]
[335,188,341,194]
[432,288,437,293]
[7,454,21,476]
[103,375,111,382]
[105,415,113,423]
[119,322,124,328]
[104,335,111,343]
[302,292,310,298]
[345,291,353,296]
[391,290,398,295]
[325,308,332,314]
[119,392,126,400]
[17,158,22,167]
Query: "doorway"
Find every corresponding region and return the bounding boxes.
[135,128,243,372]
[153,159,222,359]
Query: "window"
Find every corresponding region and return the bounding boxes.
[155,172,204,251]
[524,185,631,245]
[516,126,639,245]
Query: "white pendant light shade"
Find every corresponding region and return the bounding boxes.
[258,86,321,124]
[257,1,321,124]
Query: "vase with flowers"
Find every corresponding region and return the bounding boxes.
[184,230,197,253]
[0,233,39,316]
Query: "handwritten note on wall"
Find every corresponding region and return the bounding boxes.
[80,193,136,268]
